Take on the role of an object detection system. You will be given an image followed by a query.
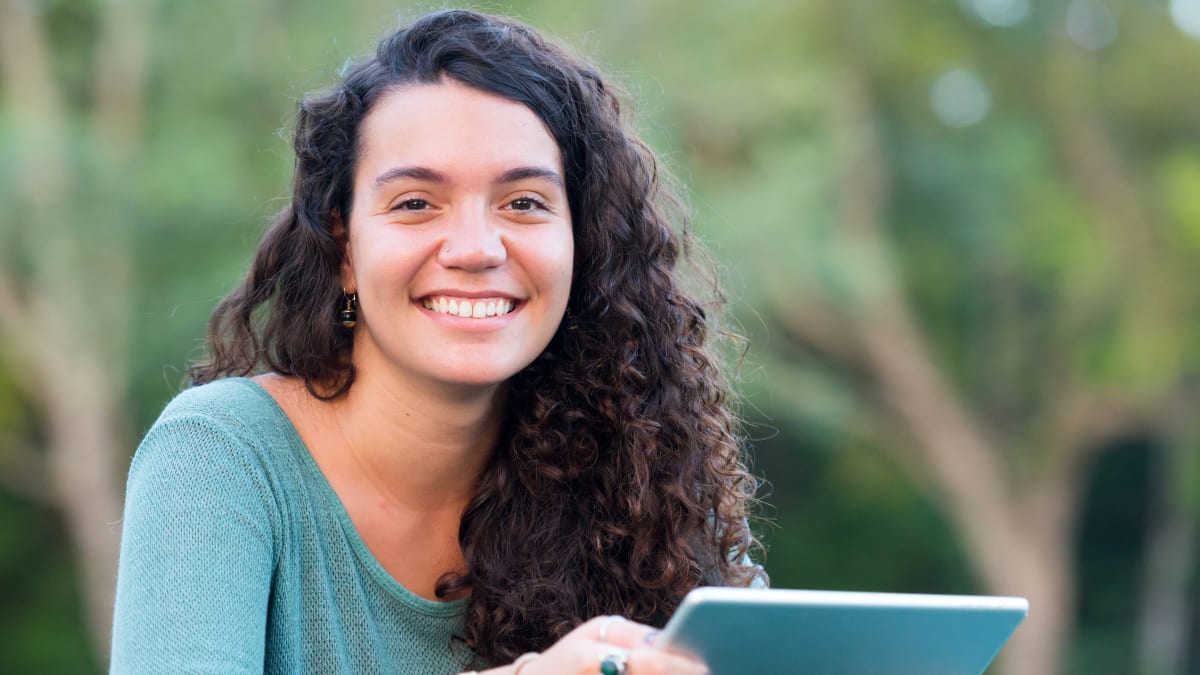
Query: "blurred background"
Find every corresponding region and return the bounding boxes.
[2,0,1198,673]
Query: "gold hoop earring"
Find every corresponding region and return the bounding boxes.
[339,291,358,328]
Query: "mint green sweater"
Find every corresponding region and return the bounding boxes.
[110,378,487,674]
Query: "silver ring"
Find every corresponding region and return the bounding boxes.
[597,615,622,643]
[598,647,629,675]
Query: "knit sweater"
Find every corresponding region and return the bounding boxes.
[110,378,486,674]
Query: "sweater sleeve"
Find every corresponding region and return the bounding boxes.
[110,411,279,674]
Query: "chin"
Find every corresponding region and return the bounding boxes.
[434,364,527,389]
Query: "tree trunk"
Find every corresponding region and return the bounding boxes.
[0,0,147,664]
[41,340,127,659]
[990,532,1073,675]
[822,61,1081,675]
[857,298,1077,675]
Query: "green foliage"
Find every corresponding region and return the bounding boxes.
[0,492,98,675]
[3,0,1200,672]
[756,427,976,596]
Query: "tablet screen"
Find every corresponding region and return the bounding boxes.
[655,587,1028,675]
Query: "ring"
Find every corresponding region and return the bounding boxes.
[597,615,622,643]
[512,652,540,674]
[599,647,629,675]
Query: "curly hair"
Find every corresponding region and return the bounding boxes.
[191,9,765,665]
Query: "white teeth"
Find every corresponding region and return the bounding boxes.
[422,296,516,319]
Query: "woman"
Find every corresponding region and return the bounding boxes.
[111,9,764,674]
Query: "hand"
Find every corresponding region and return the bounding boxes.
[512,615,709,675]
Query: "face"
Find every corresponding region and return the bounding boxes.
[342,81,573,393]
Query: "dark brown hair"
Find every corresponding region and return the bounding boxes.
[192,9,764,665]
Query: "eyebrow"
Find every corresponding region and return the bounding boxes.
[372,165,563,191]
[372,166,447,190]
[496,166,563,188]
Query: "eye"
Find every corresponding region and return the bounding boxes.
[508,196,548,212]
[392,198,430,211]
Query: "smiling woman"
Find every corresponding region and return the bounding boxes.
[345,82,574,391]
[110,9,764,675]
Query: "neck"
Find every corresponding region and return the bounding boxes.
[328,367,506,512]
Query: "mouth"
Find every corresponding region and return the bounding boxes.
[420,295,518,319]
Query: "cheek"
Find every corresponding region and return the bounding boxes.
[357,233,427,276]
[351,249,428,311]
[546,236,575,300]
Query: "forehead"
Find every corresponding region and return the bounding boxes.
[355,81,563,180]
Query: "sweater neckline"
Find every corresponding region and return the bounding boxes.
[229,376,472,619]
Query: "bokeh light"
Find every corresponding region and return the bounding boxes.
[958,0,1031,27]
[930,68,992,128]
[1171,0,1200,39]
[1066,0,1119,50]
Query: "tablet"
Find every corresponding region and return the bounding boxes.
[655,587,1028,675]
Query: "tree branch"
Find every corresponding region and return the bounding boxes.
[1042,390,1150,478]
[0,0,69,208]
[826,67,1027,580]
[1043,45,1152,268]
[0,1,59,405]
[92,0,151,160]
[772,291,867,368]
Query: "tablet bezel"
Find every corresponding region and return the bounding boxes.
[655,587,1029,675]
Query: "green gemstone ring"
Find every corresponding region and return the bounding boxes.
[599,648,629,675]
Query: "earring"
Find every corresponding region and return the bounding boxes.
[339,291,358,328]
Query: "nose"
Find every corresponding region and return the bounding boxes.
[436,207,507,271]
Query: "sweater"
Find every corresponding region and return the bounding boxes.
[110,378,486,674]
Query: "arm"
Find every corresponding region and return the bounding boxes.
[110,413,277,674]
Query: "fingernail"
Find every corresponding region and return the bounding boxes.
[644,630,661,645]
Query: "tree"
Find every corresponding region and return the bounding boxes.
[0,0,150,659]
[6,1,1199,672]
[643,1,1200,672]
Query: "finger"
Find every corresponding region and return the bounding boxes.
[583,615,657,648]
[626,647,709,675]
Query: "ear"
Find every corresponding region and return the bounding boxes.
[333,210,355,292]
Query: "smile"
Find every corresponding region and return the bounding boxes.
[421,296,516,319]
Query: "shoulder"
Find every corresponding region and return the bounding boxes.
[156,377,280,426]
[114,389,284,671]
[130,378,294,495]
[145,377,291,450]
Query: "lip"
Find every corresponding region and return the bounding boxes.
[416,289,522,301]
